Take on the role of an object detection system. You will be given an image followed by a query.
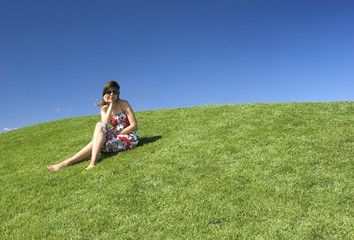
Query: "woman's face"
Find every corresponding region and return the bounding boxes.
[104,87,119,102]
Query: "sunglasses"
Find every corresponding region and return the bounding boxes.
[105,89,119,95]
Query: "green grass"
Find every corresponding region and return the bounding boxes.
[1,102,353,239]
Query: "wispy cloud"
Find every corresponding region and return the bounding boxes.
[55,108,73,113]
[3,127,17,132]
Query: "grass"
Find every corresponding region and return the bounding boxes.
[0,101,353,239]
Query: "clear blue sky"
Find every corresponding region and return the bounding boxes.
[1,0,353,133]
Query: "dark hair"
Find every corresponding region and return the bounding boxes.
[95,80,120,107]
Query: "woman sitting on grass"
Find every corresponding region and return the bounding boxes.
[47,80,139,171]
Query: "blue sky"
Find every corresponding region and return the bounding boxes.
[1,0,353,133]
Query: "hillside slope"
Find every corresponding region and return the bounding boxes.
[0,102,353,239]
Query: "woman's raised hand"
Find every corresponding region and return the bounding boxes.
[104,95,113,103]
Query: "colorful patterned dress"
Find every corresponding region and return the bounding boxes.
[98,112,139,152]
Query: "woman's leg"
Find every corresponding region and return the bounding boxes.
[47,122,106,171]
[47,141,93,171]
[85,122,106,170]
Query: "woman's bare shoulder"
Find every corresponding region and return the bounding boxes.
[119,99,131,107]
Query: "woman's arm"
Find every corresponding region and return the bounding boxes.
[117,100,138,135]
[101,97,114,124]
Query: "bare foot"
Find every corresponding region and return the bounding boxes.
[85,164,96,170]
[47,163,65,171]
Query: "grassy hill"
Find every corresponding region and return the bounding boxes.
[0,102,353,239]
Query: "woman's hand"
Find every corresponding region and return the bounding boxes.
[103,95,113,103]
[112,129,121,135]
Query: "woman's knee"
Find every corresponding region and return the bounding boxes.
[95,122,104,131]
[93,123,105,139]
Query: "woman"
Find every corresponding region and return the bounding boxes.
[47,80,139,171]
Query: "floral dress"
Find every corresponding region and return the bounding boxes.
[98,112,139,153]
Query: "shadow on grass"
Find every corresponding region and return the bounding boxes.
[97,135,162,163]
[138,135,162,147]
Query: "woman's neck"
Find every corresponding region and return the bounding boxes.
[112,99,120,106]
